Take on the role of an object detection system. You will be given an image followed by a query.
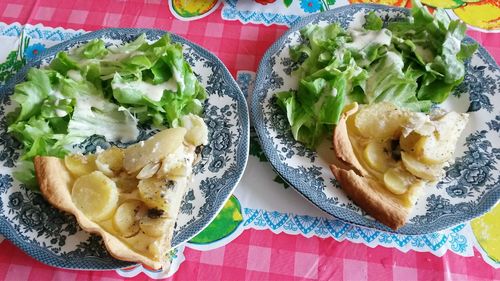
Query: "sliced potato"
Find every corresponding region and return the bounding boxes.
[138,177,172,211]
[124,232,156,255]
[400,180,426,208]
[354,102,407,139]
[96,147,124,176]
[113,200,146,237]
[181,114,209,146]
[71,171,119,221]
[383,167,415,195]
[414,133,452,164]
[140,216,172,238]
[123,127,187,173]
[414,111,468,164]
[434,111,469,138]
[113,172,139,193]
[64,154,97,177]
[363,141,395,173]
[401,152,444,181]
[399,132,422,154]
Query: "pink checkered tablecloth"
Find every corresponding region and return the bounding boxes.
[0,0,499,280]
[0,0,288,76]
[2,229,500,280]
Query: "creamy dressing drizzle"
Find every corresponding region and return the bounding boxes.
[68,94,139,142]
[112,77,178,102]
[346,29,392,50]
[67,70,83,82]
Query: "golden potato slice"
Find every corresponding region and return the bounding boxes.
[123,127,187,173]
[383,167,415,195]
[96,147,124,176]
[113,200,146,237]
[414,111,468,164]
[401,152,444,181]
[71,171,119,221]
[400,132,422,154]
[140,216,171,238]
[363,141,395,173]
[124,232,157,255]
[434,111,469,138]
[138,177,173,211]
[113,172,139,193]
[64,154,97,177]
[354,102,407,139]
[414,133,451,164]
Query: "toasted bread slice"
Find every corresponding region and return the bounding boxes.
[34,115,208,270]
[330,103,468,230]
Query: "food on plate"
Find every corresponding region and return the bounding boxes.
[34,117,208,269]
[7,33,211,268]
[275,0,477,148]
[330,102,468,229]
[8,34,207,189]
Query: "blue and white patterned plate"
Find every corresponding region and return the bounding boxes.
[0,28,249,269]
[252,4,500,235]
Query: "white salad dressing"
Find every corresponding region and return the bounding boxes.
[346,29,392,50]
[67,70,83,82]
[68,94,139,142]
[112,77,178,102]
[104,51,144,62]
[51,89,66,100]
[54,109,68,117]
[446,35,461,53]
[384,51,405,70]
[172,69,185,92]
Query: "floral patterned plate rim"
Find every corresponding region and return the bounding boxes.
[251,4,500,235]
[0,28,249,269]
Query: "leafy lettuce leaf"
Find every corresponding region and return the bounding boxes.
[364,12,383,31]
[276,0,476,148]
[9,33,206,188]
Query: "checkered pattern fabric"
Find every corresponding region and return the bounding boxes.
[0,0,288,77]
[1,1,497,73]
[1,229,500,280]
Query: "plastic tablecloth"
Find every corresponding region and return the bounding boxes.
[0,0,499,280]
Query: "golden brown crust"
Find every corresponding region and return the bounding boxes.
[34,156,169,270]
[330,165,408,230]
[333,103,370,177]
[331,104,414,230]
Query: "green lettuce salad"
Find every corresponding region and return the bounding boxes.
[276,0,478,148]
[8,34,207,188]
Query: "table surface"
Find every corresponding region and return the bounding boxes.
[0,0,499,280]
